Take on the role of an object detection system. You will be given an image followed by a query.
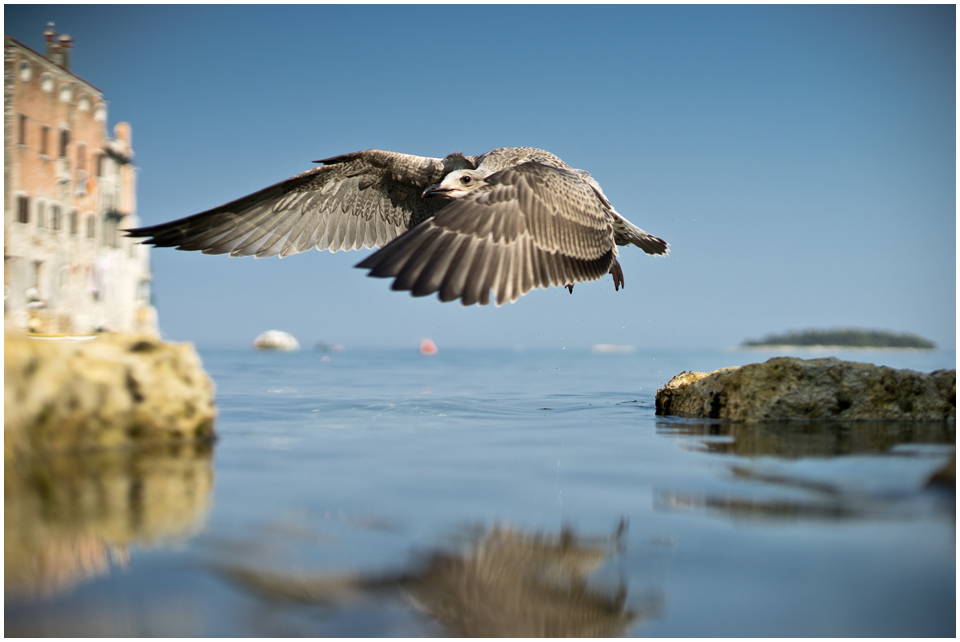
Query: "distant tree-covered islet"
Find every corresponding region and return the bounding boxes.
[742,328,936,349]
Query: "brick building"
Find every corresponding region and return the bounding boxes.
[4,23,157,335]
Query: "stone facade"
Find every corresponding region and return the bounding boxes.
[4,25,157,335]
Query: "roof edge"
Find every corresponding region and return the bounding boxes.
[5,34,103,94]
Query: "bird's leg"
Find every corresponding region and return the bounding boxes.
[567,284,575,294]
[609,259,624,291]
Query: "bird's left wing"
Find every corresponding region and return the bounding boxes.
[125,150,461,258]
[356,162,617,306]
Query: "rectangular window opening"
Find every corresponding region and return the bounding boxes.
[17,195,29,224]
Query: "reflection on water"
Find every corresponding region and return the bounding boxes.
[5,443,214,601]
[218,520,656,637]
[657,419,956,458]
[4,349,954,636]
[656,419,955,522]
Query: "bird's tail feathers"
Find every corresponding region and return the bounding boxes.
[611,212,669,256]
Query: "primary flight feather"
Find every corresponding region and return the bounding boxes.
[126,146,668,306]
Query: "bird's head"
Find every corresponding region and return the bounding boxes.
[422,169,489,199]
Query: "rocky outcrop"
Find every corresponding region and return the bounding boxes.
[4,327,216,460]
[656,357,956,422]
[253,330,300,351]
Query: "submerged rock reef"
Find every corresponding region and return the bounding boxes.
[4,327,216,460]
[656,357,956,422]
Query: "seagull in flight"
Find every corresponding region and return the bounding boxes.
[126,147,668,306]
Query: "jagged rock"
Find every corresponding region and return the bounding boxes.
[655,357,956,422]
[4,327,216,460]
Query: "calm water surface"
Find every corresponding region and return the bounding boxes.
[5,347,956,636]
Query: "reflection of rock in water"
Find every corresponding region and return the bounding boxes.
[4,443,214,600]
[658,420,955,458]
[657,421,955,521]
[655,489,867,521]
[927,454,956,488]
[221,522,650,637]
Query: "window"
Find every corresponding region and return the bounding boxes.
[37,201,45,228]
[59,129,69,158]
[95,152,104,177]
[59,84,73,104]
[93,103,106,122]
[86,215,96,239]
[78,96,90,112]
[40,126,49,156]
[17,195,29,224]
[77,143,86,171]
[18,60,31,82]
[69,210,78,235]
[50,204,61,231]
[103,215,119,248]
[18,114,27,146]
[40,73,53,93]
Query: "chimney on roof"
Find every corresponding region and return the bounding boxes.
[57,33,74,71]
[42,22,73,71]
[43,22,58,57]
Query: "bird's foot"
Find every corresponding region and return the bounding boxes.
[610,259,624,291]
[566,284,575,294]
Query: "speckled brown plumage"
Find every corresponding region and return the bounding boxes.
[126,147,669,306]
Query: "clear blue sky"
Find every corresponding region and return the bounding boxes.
[6,5,956,350]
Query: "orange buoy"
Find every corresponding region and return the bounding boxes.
[419,338,438,355]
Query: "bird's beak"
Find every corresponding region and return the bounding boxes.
[422,184,453,198]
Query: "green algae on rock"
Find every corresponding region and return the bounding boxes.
[656,357,956,422]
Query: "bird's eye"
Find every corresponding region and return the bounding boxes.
[460,175,472,185]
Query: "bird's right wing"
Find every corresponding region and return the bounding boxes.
[356,162,618,306]
[125,150,462,258]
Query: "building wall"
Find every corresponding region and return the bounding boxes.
[4,33,157,336]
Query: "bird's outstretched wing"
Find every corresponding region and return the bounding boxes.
[125,150,463,257]
[356,162,617,306]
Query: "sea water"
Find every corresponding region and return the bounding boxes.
[5,347,956,636]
